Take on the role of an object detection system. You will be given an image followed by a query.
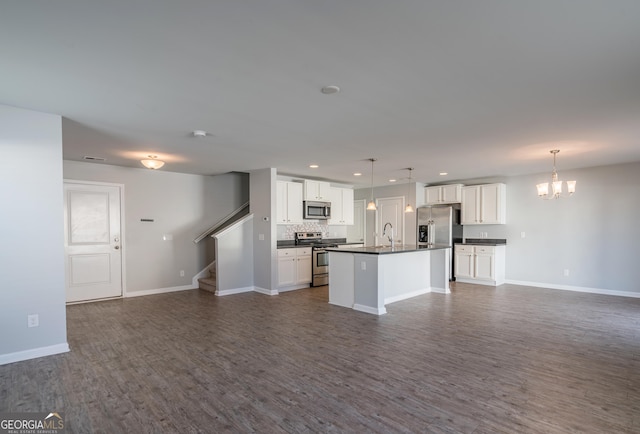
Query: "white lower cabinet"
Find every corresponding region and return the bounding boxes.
[454,245,505,286]
[277,247,312,290]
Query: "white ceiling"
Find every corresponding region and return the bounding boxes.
[2,1,640,187]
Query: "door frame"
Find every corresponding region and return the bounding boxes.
[63,179,127,301]
[348,199,367,245]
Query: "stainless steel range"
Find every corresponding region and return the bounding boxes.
[295,232,338,287]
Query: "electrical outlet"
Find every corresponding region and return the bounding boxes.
[28,314,39,328]
[564,269,570,277]
[361,261,367,271]
[179,270,185,277]
[259,234,265,241]
[521,232,526,238]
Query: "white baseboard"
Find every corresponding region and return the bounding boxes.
[456,277,499,286]
[0,343,70,366]
[430,286,451,294]
[125,285,195,298]
[276,284,310,292]
[353,303,387,315]
[216,286,254,296]
[505,280,640,299]
[253,286,278,296]
[385,288,431,305]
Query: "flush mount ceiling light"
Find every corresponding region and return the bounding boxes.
[366,158,377,211]
[321,85,340,95]
[140,155,165,170]
[309,164,319,168]
[439,172,448,176]
[353,172,362,176]
[536,149,576,199]
[389,179,397,183]
[405,168,414,213]
[192,130,209,138]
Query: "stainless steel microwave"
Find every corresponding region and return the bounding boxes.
[303,201,331,220]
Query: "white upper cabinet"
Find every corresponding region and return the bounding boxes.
[304,180,331,201]
[328,187,354,225]
[276,181,303,224]
[425,184,463,204]
[461,183,506,225]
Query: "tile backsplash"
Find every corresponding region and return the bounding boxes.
[277,222,347,240]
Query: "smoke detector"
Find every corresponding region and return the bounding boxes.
[321,85,340,95]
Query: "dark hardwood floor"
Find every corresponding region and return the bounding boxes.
[1,283,639,433]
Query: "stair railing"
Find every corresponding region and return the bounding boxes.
[193,201,250,244]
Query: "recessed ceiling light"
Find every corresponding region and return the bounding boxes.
[321,85,340,95]
[353,172,362,176]
[389,179,397,182]
[309,164,319,168]
[439,172,448,176]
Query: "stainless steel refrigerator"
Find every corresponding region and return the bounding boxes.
[416,204,463,280]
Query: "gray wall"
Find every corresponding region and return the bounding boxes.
[250,168,277,292]
[357,162,640,295]
[63,161,248,293]
[0,104,68,361]
[461,162,640,293]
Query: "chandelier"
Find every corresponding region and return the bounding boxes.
[536,150,576,199]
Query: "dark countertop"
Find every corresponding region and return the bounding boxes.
[457,238,507,246]
[325,244,451,255]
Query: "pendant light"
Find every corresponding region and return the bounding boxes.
[536,150,576,199]
[140,155,165,170]
[366,158,377,211]
[405,167,414,213]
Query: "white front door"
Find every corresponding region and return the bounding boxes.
[375,196,404,246]
[64,181,123,303]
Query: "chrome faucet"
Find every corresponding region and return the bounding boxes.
[383,222,395,248]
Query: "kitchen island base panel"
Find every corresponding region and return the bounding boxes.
[328,247,451,315]
[328,253,354,308]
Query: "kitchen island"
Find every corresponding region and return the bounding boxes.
[325,245,450,315]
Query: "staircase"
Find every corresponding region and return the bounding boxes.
[198,265,217,293]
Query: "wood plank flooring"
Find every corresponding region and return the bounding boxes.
[1,283,639,433]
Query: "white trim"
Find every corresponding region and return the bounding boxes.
[215,286,254,296]
[0,343,70,366]
[385,288,431,305]
[193,260,216,287]
[254,286,279,296]
[505,280,640,298]
[353,303,387,315]
[125,285,195,298]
